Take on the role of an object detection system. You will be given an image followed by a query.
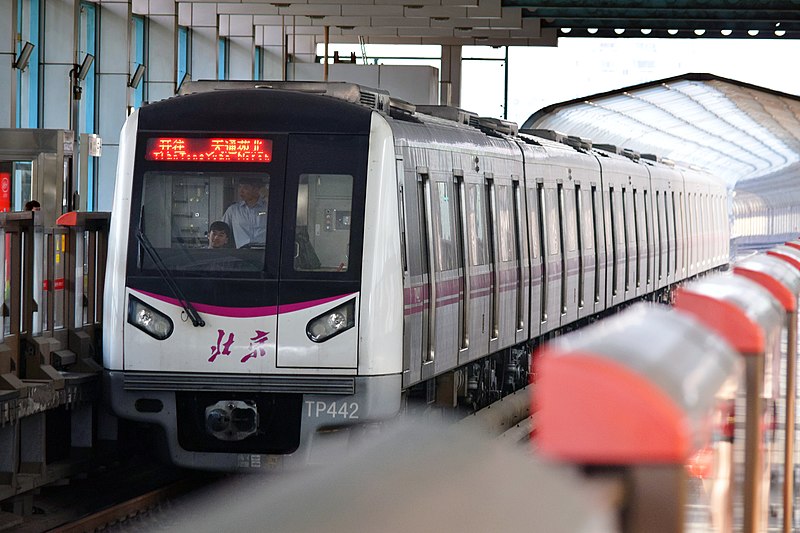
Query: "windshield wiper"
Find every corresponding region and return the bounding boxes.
[136,228,205,327]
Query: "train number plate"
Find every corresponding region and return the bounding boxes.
[305,400,360,419]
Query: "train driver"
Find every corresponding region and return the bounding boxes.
[222,177,268,248]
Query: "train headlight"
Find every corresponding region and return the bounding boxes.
[306,299,356,343]
[128,297,174,340]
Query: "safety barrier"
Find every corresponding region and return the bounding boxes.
[535,304,741,533]
[732,254,800,533]
[0,211,109,506]
[534,237,800,533]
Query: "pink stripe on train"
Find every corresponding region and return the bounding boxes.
[132,289,355,318]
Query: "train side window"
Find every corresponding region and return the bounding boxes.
[574,185,584,308]
[609,186,618,296]
[632,189,640,288]
[547,188,560,256]
[590,186,600,303]
[418,178,430,275]
[564,186,577,252]
[537,183,548,321]
[398,182,408,273]
[663,191,670,277]
[556,183,567,313]
[672,191,679,275]
[655,190,662,281]
[294,173,353,272]
[466,183,489,266]
[528,188,540,260]
[496,184,514,262]
[433,181,457,271]
[582,188,594,251]
[643,189,651,284]
[621,187,629,292]
[686,192,697,268]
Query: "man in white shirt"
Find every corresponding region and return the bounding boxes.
[222,177,268,248]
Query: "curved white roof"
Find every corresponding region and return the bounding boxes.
[522,73,800,188]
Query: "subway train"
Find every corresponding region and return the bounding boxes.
[103,81,730,470]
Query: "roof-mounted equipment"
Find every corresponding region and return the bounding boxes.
[178,80,393,113]
[415,105,480,127]
[477,117,518,137]
[388,97,417,119]
[521,128,565,143]
[622,148,641,162]
[593,144,620,154]
[565,135,592,151]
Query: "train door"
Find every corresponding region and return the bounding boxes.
[591,184,606,313]
[512,177,529,344]
[542,180,562,333]
[464,177,491,363]
[489,177,520,349]
[454,171,471,365]
[607,186,622,307]
[576,183,597,320]
[426,170,460,373]
[485,175,500,355]
[398,160,426,387]
[397,158,416,385]
[526,183,543,336]
[664,187,674,286]
[557,180,578,326]
[276,133,367,370]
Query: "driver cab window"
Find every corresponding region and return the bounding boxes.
[294,173,353,272]
[140,171,270,272]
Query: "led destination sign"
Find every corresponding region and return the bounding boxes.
[146,137,273,162]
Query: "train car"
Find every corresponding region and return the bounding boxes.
[103,81,729,470]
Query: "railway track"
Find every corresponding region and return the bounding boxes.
[51,478,206,533]
[44,388,533,532]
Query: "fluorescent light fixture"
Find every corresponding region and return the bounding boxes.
[77,53,94,80]
[13,42,35,71]
[129,64,146,88]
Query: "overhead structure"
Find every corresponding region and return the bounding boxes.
[522,73,800,188]
[509,0,800,40]
[178,1,800,47]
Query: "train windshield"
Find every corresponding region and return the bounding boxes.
[139,171,271,273]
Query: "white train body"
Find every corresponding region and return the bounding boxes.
[103,83,729,470]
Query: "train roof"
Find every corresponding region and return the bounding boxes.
[173,80,704,174]
[141,83,373,134]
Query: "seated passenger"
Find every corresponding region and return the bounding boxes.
[208,220,234,249]
[222,177,267,248]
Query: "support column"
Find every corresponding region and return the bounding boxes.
[142,0,176,103]
[185,3,218,81]
[289,30,319,78]
[440,45,462,107]
[224,15,253,80]
[260,24,286,80]
[96,0,131,210]
[1,1,16,127]
[41,0,78,129]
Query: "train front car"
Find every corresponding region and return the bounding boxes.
[103,87,404,470]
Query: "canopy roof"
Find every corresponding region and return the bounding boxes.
[522,73,800,187]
